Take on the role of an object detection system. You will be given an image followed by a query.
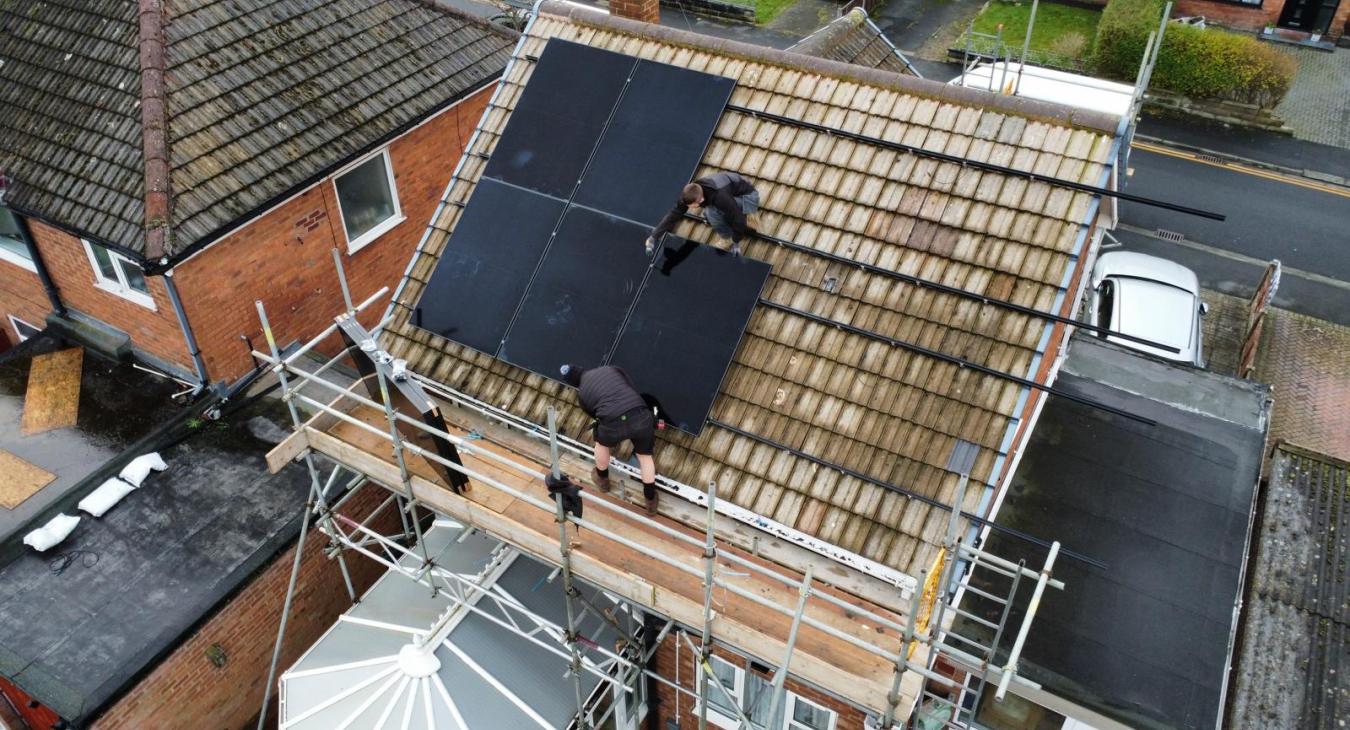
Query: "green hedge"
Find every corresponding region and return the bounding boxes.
[1091,0,1297,106]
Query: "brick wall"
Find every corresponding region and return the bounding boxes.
[1174,0,1283,31]
[91,482,402,730]
[611,0,661,24]
[0,255,52,347]
[648,632,870,730]
[27,220,191,368]
[173,85,493,383]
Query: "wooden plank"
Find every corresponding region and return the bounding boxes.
[303,424,925,714]
[0,449,56,509]
[21,348,82,434]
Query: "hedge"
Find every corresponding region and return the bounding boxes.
[1091,0,1297,106]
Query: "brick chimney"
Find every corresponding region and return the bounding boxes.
[610,0,660,24]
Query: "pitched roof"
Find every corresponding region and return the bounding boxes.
[384,3,1119,578]
[788,8,920,77]
[0,0,515,261]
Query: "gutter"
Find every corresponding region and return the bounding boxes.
[13,212,66,317]
[161,268,210,392]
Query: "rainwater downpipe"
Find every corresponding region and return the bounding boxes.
[161,268,210,393]
[14,214,66,318]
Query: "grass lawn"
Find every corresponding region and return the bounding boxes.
[970,1,1101,62]
[755,0,796,24]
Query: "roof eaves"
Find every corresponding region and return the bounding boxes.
[137,0,171,263]
[539,0,1121,135]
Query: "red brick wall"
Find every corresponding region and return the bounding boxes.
[91,483,401,730]
[648,633,870,730]
[1175,0,1282,30]
[26,220,191,368]
[611,0,661,23]
[0,254,51,347]
[174,85,494,383]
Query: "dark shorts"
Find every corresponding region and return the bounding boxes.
[596,407,655,456]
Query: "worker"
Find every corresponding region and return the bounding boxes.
[560,363,659,516]
[645,171,760,257]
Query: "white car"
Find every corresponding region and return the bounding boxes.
[1088,251,1207,367]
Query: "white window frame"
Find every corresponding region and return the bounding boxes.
[696,655,748,730]
[332,147,404,254]
[0,207,36,273]
[784,693,838,730]
[8,315,39,342]
[81,239,155,310]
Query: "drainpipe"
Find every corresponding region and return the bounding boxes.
[161,268,210,392]
[14,215,66,317]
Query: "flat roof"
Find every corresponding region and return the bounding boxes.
[0,391,309,724]
[958,336,1269,730]
[0,333,181,549]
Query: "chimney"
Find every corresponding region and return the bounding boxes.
[610,0,660,24]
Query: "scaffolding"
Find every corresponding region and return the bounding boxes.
[252,252,1066,729]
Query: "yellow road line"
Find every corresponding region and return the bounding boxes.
[1132,141,1350,199]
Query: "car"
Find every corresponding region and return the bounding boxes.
[1088,251,1207,367]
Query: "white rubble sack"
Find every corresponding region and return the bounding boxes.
[23,513,81,552]
[119,452,168,487]
[79,477,137,517]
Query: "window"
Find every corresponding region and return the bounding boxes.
[698,656,839,730]
[333,149,402,252]
[8,315,39,342]
[700,655,746,729]
[785,695,836,730]
[0,206,36,272]
[1094,280,1114,333]
[82,240,154,308]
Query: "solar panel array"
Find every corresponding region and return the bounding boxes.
[414,39,768,434]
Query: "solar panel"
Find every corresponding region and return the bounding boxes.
[498,207,652,378]
[484,40,635,199]
[415,178,566,354]
[609,237,770,433]
[572,61,736,226]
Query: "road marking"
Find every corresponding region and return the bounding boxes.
[1117,223,1350,292]
[1132,141,1350,199]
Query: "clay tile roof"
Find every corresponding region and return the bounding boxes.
[383,3,1119,578]
[788,8,920,78]
[0,0,514,261]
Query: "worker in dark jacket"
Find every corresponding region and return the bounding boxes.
[646,171,760,257]
[560,364,660,516]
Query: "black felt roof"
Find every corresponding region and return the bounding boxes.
[0,0,514,260]
[958,342,1268,730]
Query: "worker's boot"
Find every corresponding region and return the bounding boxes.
[644,489,659,517]
[591,467,611,493]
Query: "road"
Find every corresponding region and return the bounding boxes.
[1122,145,1350,280]
[1113,141,1350,326]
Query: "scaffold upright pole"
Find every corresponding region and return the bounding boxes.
[549,406,590,728]
[696,480,718,730]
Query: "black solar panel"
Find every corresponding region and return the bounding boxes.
[610,237,770,432]
[412,38,756,434]
[415,178,566,354]
[484,40,635,199]
[572,61,736,225]
[498,207,651,378]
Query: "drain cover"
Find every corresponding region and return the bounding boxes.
[1156,229,1185,242]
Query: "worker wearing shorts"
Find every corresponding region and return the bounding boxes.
[561,364,660,515]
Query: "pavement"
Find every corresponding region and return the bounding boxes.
[1136,112,1350,184]
[868,0,984,57]
[1274,46,1350,150]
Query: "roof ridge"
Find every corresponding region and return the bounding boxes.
[404,0,522,43]
[137,0,171,262]
[539,0,1120,135]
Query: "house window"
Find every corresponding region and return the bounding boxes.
[0,206,36,272]
[82,240,154,309]
[8,315,39,342]
[784,694,836,730]
[699,655,747,729]
[333,149,402,252]
[699,656,839,730]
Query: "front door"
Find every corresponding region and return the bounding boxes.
[1278,0,1340,33]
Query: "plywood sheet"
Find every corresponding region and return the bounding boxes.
[0,449,56,509]
[21,348,83,435]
